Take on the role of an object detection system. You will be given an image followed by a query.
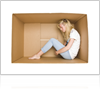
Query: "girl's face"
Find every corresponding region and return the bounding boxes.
[59,24,66,32]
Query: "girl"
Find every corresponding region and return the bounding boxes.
[28,19,80,60]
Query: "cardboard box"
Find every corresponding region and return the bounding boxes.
[12,86,88,89]
[12,13,88,63]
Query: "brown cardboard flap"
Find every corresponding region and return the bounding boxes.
[75,15,88,62]
[14,13,86,23]
[13,57,87,63]
[12,15,24,62]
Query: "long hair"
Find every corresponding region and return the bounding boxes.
[57,19,74,41]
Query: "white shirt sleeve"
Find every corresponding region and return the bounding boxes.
[70,30,77,40]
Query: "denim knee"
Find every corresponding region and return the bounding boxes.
[50,38,55,41]
[50,38,56,43]
[49,38,53,43]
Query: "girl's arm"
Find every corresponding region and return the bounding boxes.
[57,38,75,54]
[63,41,66,45]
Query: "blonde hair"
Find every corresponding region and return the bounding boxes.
[57,19,74,41]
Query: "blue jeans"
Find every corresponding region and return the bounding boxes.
[41,38,72,60]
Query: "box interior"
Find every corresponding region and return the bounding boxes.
[12,13,88,63]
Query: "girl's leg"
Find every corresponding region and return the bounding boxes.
[28,50,43,59]
[41,38,72,60]
[29,38,72,60]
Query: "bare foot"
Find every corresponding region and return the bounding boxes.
[28,54,40,59]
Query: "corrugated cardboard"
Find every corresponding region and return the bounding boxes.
[12,13,88,63]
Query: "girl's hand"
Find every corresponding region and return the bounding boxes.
[55,51,59,55]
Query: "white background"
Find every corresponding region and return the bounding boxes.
[1,1,99,74]
[1,75,99,89]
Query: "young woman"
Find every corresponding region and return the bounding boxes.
[28,19,80,60]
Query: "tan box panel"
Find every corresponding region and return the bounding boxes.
[14,13,85,23]
[75,15,88,62]
[24,23,41,57]
[13,57,87,63]
[40,23,58,39]
[12,15,24,62]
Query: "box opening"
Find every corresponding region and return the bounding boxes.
[12,13,88,63]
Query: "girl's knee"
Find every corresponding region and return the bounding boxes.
[50,38,56,43]
[50,38,56,41]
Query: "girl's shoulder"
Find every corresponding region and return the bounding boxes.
[71,28,79,35]
[70,28,76,33]
[70,28,80,39]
